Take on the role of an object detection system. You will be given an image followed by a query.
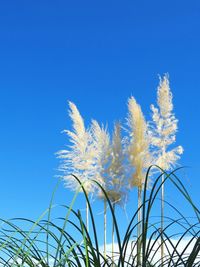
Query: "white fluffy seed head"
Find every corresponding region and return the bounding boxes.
[92,121,129,206]
[150,75,183,170]
[57,102,98,194]
[157,75,173,118]
[127,97,151,189]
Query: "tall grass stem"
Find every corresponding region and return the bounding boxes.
[161,174,165,266]
[112,202,115,266]
[137,187,142,266]
[86,200,89,232]
[104,199,107,259]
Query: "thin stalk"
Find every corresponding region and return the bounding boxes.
[137,187,142,267]
[112,202,115,266]
[104,199,107,259]
[160,145,166,267]
[161,174,164,266]
[86,200,89,233]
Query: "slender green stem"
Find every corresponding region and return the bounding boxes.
[112,202,115,266]
[160,145,166,267]
[86,200,89,233]
[104,199,107,259]
[137,187,142,267]
[161,174,164,266]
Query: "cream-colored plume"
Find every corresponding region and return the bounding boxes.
[57,101,98,194]
[92,121,128,205]
[127,97,151,189]
[150,75,183,170]
[91,119,111,186]
[105,122,128,205]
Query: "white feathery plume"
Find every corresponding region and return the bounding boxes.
[92,120,128,205]
[127,96,151,189]
[106,122,129,205]
[150,75,183,170]
[57,101,98,195]
[91,119,111,187]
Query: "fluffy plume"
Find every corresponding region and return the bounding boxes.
[92,121,128,205]
[91,120,111,185]
[127,97,151,189]
[150,75,183,170]
[106,122,129,204]
[57,102,98,194]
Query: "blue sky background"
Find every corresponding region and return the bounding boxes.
[0,0,200,243]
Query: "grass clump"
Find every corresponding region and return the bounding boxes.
[0,168,199,266]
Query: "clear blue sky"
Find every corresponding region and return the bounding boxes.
[0,1,199,241]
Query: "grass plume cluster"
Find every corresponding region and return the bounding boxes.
[56,75,183,199]
[0,75,193,266]
[56,74,184,264]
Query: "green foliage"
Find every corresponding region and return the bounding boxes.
[0,168,199,266]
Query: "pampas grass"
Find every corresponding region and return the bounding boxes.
[54,74,184,266]
[149,75,183,265]
[126,96,151,266]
